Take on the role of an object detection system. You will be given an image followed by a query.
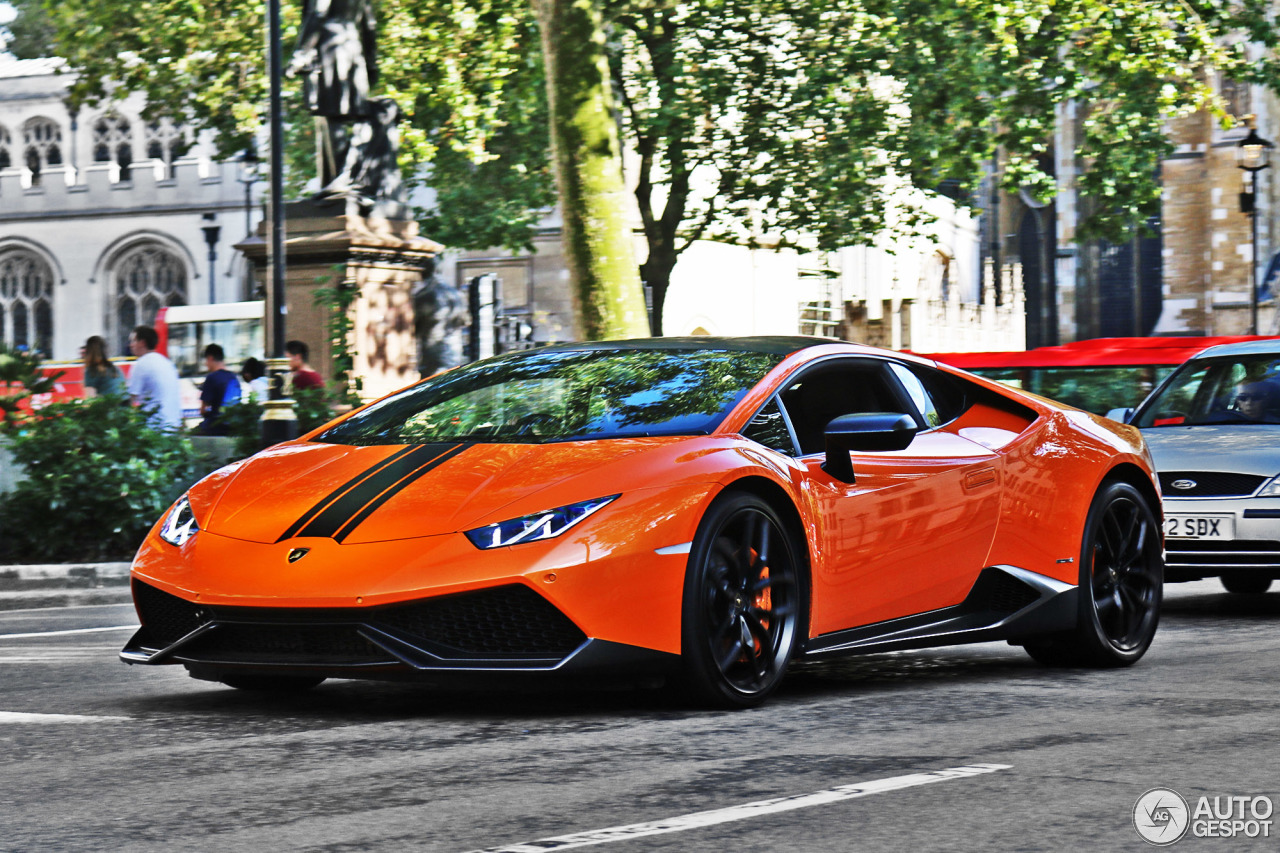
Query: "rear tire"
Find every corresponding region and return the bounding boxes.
[1025,481,1162,667]
[1221,573,1273,594]
[680,492,804,708]
[217,674,325,692]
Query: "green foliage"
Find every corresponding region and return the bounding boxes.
[0,397,203,562]
[217,397,267,460]
[30,0,1280,327]
[0,344,61,433]
[292,385,338,434]
[1,0,56,58]
[313,267,363,405]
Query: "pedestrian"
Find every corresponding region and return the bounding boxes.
[240,357,271,400]
[127,325,183,431]
[198,343,242,436]
[81,335,126,399]
[286,340,325,391]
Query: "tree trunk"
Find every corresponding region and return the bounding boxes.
[534,0,650,340]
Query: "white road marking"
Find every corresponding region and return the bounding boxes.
[0,626,136,640]
[0,711,131,724]
[0,602,136,615]
[470,763,1012,852]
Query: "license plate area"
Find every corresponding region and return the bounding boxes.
[1165,514,1235,540]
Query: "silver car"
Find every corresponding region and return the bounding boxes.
[1114,339,1280,594]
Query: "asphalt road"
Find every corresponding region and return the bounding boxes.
[2,580,1277,852]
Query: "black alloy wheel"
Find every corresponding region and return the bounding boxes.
[680,492,804,708]
[1025,481,1162,667]
[1221,573,1273,594]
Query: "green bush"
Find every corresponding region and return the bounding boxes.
[0,397,203,562]
[218,397,267,460]
[0,344,61,432]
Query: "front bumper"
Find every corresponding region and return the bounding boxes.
[120,579,678,681]
[1162,495,1280,579]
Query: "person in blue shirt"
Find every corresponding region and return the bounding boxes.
[199,343,242,436]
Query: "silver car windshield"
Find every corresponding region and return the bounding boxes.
[1134,354,1280,427]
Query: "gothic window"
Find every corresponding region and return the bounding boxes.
[143,117,190,166]
[0,250,55,356]
[0,124,11,172]
[113,244,187,354]
[93,112,134,180]
[22,117,62,186]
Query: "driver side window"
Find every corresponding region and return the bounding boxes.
[779,360,912,455]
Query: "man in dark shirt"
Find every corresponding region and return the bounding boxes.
[199,343,242,435]
[286,340,325,391]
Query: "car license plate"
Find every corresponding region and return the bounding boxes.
[1164,514,1235,539]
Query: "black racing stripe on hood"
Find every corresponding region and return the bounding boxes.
[330,443,471,543]
[276,445,422,541]
[277,444,467,542]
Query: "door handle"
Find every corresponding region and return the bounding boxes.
[964,467,997,490]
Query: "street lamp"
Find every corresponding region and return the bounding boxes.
[1237,123,1273,336]
[237,144,261,239]
[201,217,221,305]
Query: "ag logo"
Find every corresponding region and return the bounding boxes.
[288,547,311,563]
[1134,788,1190,845]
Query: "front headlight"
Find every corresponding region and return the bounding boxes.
[465,495,619,550]
[1259,476,1280,498]
[158,495,199,547]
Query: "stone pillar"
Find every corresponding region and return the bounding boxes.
[236,201,443,402]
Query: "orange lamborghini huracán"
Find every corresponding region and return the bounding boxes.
[122,337,1164,707]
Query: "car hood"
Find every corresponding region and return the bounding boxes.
[1141,425,1280,477]
[195,437,688,545]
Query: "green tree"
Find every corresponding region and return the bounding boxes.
[535,0,650,339]
[27,0,1280,334]
[0,0,56,58]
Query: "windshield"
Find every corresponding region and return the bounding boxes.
[1133,354,1280,427]
[317,347,784,445]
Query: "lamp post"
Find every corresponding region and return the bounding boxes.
[261,0,298,449]
[237,144,261,239]
[1237,124,1273,336]
[200,219,220,305]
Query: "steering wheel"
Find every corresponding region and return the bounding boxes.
[513,413,559,436]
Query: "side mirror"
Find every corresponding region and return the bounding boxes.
[1105,407,1134,424]
[822,412,919,484]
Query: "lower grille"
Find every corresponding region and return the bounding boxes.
[181,624,393,664]
[130,580,587,664]
[1165,539,1280,569]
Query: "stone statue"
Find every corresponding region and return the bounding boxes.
[288,0,408,218]
[412,275,470,377]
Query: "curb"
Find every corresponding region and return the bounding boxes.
[0,562,131,581]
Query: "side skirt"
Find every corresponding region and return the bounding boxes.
[800,565,1078,660]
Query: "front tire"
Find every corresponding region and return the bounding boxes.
[680,492,804,708]
[1025,481,1162,667]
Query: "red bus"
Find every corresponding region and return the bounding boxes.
[30,301,265,416]
[916,335,1280,415]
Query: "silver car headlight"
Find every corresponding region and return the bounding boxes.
[465,495,619,550]
[1258,476,1280,498]
[158,495,200,547]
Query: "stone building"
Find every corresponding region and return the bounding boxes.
[0,58,255,362]
[1010,76,1278,347]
